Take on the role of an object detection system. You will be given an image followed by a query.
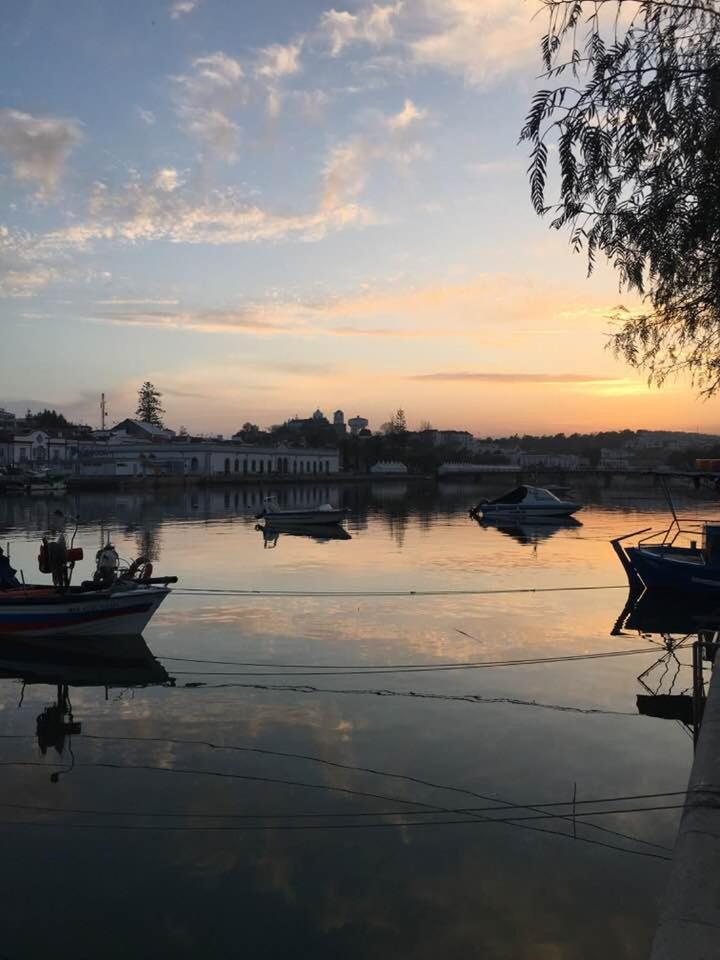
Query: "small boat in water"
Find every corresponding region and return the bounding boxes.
[613,480,720,596]
[0,538,177,639]
[470,485,581,520]
[255,495,348,526]
[613,519,720,595]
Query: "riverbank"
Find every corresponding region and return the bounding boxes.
[1,467,716,494]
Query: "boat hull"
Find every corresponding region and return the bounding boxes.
[625,547,720,594]
[479,503,580,519]
[260,510,348,526]
[0,587,170,638]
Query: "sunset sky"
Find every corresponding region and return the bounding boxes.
[1,0,717,436]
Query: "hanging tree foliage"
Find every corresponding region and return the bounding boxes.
[522,0,720,395]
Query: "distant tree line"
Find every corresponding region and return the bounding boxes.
[22,408,91,434]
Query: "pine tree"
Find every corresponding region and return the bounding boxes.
[136,382,165,427]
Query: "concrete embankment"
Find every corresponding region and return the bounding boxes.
[651,658,720,958]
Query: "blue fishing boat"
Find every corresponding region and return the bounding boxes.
[612,499,720,595]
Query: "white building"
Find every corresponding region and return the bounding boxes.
[4,431,79,467]
[110,419,176,442]
[438,462,516,475]
[73,440,340,479]
[370,460,408,474]
[600,448,632,470]
[519,453,582,470]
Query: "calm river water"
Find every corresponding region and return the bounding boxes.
[0,480,709,958]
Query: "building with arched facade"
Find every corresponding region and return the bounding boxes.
[71,439,340,479]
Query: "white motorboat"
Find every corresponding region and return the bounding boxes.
[255,496,348,526]
[470,485,581,520]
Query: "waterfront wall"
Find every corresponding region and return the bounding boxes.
[651,659,720,958]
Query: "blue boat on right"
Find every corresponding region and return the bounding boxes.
[613,506,720,596]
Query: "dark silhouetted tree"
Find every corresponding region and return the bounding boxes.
[523,0,720,394]
[136,382,165,426]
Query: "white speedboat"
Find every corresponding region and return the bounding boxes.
[255,496,348,526]
[470,485,581,520]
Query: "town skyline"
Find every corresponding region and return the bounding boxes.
[2,397,718,444]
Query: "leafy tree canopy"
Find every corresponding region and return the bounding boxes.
[522,0,720,394]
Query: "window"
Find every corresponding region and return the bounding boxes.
[251,460,256,472]
[312,462,317,474]
[191,457,199,472]
[224,458,230,474]
[293,461,297,473]
[243,460,248,475]
[326,460,330,473]
[259,460,264,474]
[299,462,303,474]
[234,458,239,473]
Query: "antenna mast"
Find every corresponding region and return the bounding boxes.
[100,393,107,431]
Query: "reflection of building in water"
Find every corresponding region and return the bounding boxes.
[385,512,409,549]
[370,482,408,500]
[135,520,162,562]
[0,484,349,547]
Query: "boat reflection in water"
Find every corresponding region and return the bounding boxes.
[613,588,720,738]
[255,522,352,549]
[475,515,582,547]
[0,635,172,770]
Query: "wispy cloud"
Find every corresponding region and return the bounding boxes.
[409,0,537,86]
[135,107,156,126]
[320,3,404,56]
[162,386,210,399]
[386,98,426,131]
[94,298,180,305]
[408,372,625,383]
[169,0,200,20]
[87,305,440,338]
[255,41,303,80]
[172,52,246,160]
[322,99,428,211]
[0,108,82,194]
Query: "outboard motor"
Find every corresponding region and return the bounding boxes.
[94,542,119,586]
[703,524,720,565]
